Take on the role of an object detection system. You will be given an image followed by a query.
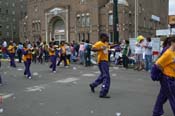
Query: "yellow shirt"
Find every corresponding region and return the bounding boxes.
[22,48,28,62]
[61,46,66,54]
[156,48,175,78]
[93,41,109,64]
[49,47,55,56]
[8,45,15,53]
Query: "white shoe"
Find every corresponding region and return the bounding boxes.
[28,76,32,79]
[53,71,56,73]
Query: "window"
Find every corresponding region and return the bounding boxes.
[76,14,81,26]
[6,32,9,36]
[6,2,9,6]
[0,8,1,13]
[12,3,15,7]
[144,17,146,28]
[109,32,114,42]
[13,19,16,22]
[110,0,113,3]
[86,15,90,27]
[6,25,9,29]
[6,10,8,14]
[12,11,15,15]
[80,0,86,4]
[82,15,86,27]
[109,14,113,25]
[87,33,90,41]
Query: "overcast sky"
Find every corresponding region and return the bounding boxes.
[169,0,175,15]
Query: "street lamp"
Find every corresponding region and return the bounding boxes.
[113,0,119,44]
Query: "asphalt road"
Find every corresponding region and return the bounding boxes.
[0,61,173,116]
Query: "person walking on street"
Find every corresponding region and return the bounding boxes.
[22,43,32,79]
[89,33,111,98]
[49,43,57,73]
[8,41,16,68]
[151,37,175,116]
[57,41,67,67]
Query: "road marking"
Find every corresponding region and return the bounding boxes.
[33,72,39,76]
[0,93,14,100]
[55,78,79,83]
[94,71,100,74]
[113,67,119,70]
[112,74,117,77]
[82,74,95,77]
[17,68,23,71]
[25,86,45,92]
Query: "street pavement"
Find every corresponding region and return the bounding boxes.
[0,61,173,116]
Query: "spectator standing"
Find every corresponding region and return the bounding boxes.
[84,40,91,67]
[144,37,152,72]
[79,40,85,65]
[135,36,144,71]
[17,42,23,63]
[122,40,130,69]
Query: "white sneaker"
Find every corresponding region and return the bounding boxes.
[53,71,56,73]
[28,76,32,79]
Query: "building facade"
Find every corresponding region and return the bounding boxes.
[0,0,27,43]
[22,0,168,43]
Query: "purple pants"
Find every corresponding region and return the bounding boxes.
[91,61,111,96]
[153,75,175,116]
[24,59,31,78]
[50,56,56,71]
[9,53,16,67]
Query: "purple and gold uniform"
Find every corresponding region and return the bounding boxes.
[152,48,175,116]
[22,47,32,79]
[8,45,16,67]
[89,34,111,98]
[49,47,56,72]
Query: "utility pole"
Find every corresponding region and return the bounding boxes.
[113,0,119,44]
[134,0,138,38]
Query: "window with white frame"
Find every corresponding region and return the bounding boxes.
[109,14,113,25]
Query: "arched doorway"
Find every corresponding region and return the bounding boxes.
[49,16,65,42]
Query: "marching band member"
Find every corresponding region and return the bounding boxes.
[22,43,32,79]
[49,43,56,73]
[57,41,67,67]
[89,33,111,98]
[151,37,175,116]
[8,41,16,68]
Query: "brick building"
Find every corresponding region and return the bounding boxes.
[21,0,168,43]
[0,0,27,43]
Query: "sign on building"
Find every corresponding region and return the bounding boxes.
[169,15,175,25]
[129,38,137,54]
